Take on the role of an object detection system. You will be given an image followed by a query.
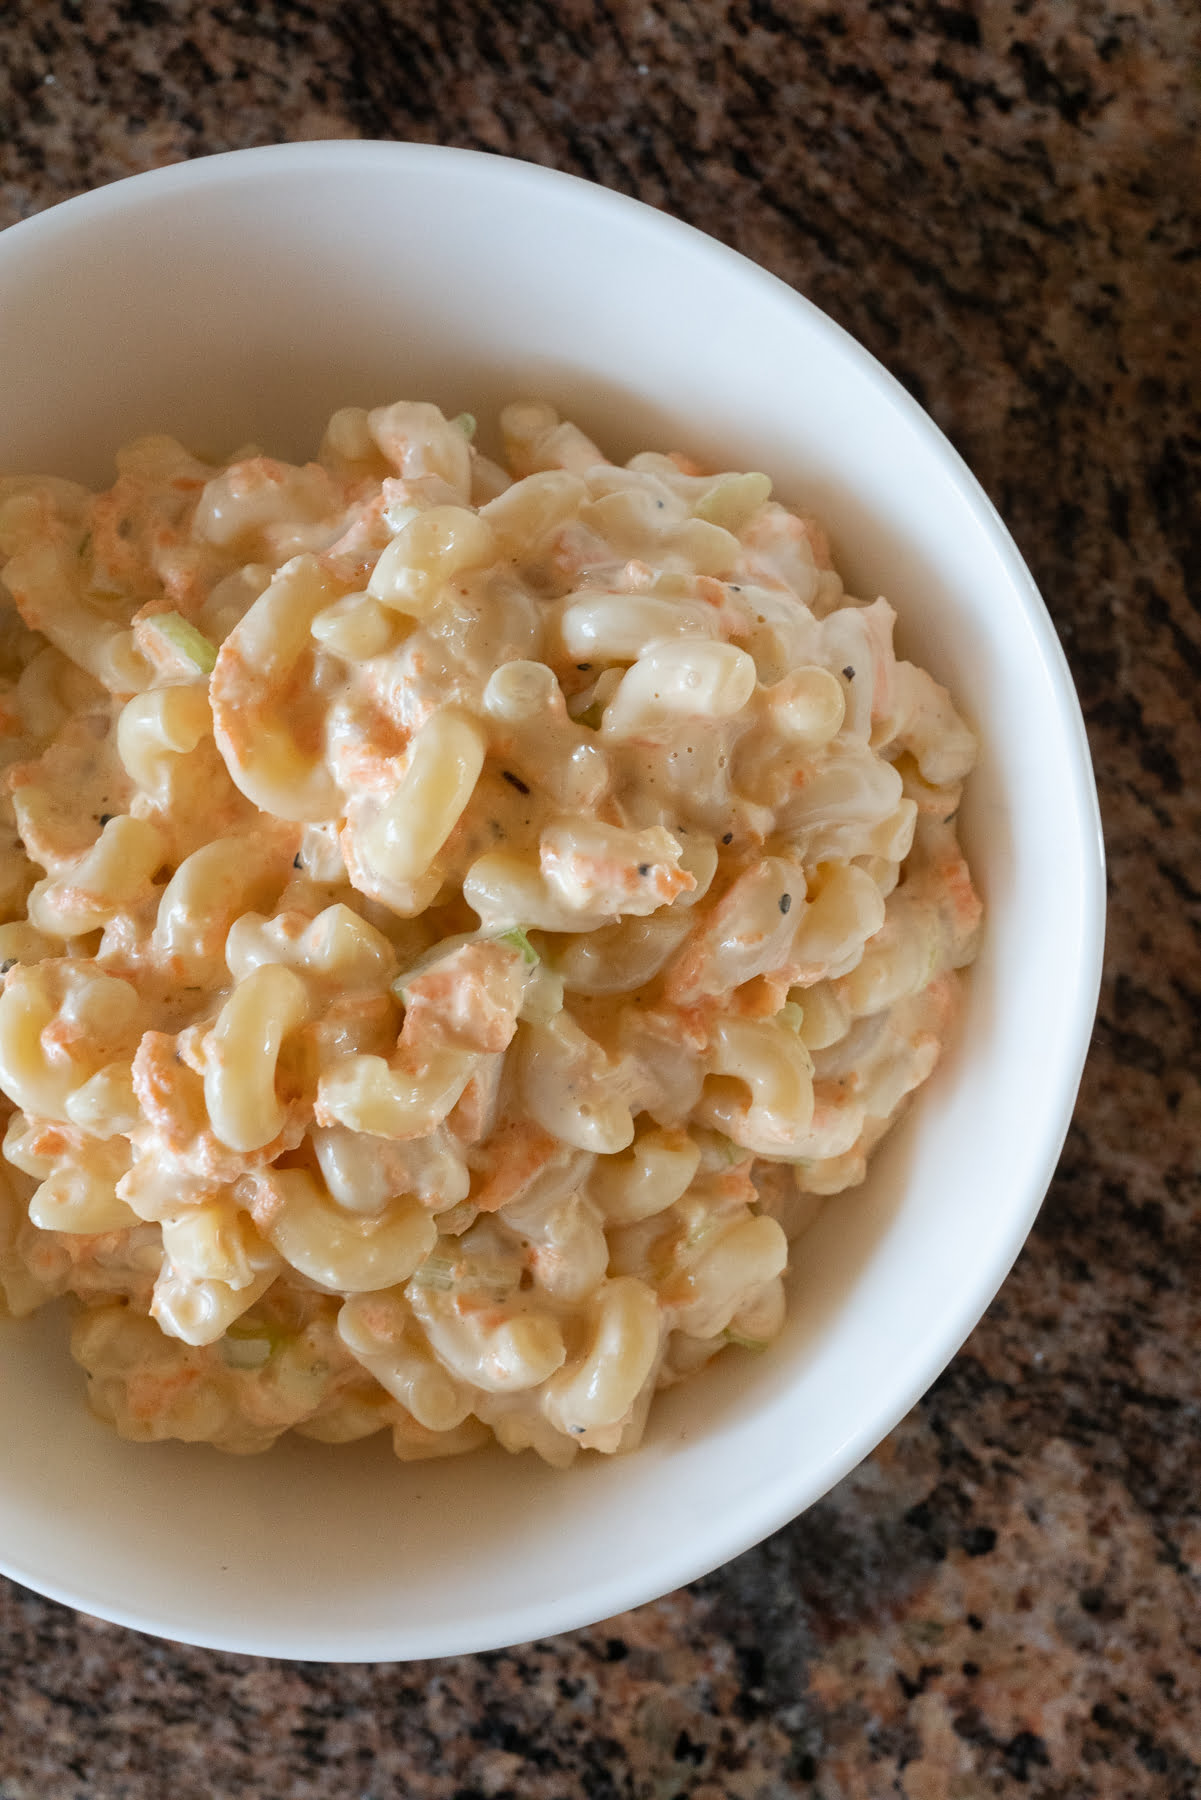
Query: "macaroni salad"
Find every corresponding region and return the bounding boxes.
[0,399,981,1465]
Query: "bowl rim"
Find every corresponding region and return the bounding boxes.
[0,139,1106,1659]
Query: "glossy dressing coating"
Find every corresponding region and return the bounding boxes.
[0,400,981,1464]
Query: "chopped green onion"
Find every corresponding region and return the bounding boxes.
[721,1328,770,1352]
[693,471,773,532]
[498,926,539,967]
[220,1332,274,1370]
[152,611,218,674]
[452,412,477,440]
[225,1314,289,1348]
[519,963,564,1025]
[683,1214,724,1254]
[409,1254,459,1291]
[469,1258,522,1298]
[643,569,692,598]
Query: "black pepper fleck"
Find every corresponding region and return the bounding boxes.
[292,853,303,869]
[843,665,855,680]
[502,770,531,795]
[722,832,734,845]
[637,863,650,876]
[576,662,592,671]
[0,959,14,976]
[98,812,114,826]
[779,893,792,914]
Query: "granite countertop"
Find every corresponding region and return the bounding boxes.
[1,3,1198,1795]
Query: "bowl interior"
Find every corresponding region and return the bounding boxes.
[0,143,1104,1659]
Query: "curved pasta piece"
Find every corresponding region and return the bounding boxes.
[192,455,345,558]
[367,505,495,617]
[668,1215,789,1339]
[117,685,212,797]
[344,708,486,913]
[210,554,344,821]
[368,401,475,500]
[0,960,144,1121]
[3,534,149,692]
[499,402,603,479]
[462,851,611,933]
[338,1289,474,1431]
[316,1045,478,1141]
[482,660,609,809]
[587,1126,701,1226]
[553,908,695,996]
[518,1013,637,1156]
[153,834,297,979]
[8,705,133,873]
[539,819,693,918]
[541,1276,661,1442]
[63,1061,140,1139]
[27,814,166,939]
[788,862,887,986]
[312,1123,470,1216]
[883,661,977,786]
[601,638,757,739]
[666,856,808,1008]
[558,591,722,661]
[225,902,398,989]
[761,664,845,750]
[152,1258,280,1348]
[498,1187,608,1303]
[28,1163,140,1236]
[257,1168,436,1293]
[203,964,310,1153]
[696,1016,817,1155]
[408,1280,566,1395]
[480,468,587,553]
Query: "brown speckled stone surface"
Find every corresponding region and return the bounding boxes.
[1,3,1199,1796]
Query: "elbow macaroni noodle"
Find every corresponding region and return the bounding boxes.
[0,399,981,1464]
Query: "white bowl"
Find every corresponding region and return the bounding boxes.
[0,142,1104,1660]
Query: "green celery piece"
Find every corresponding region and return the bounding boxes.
[219,1327,278,1370]
[497,926,539,967]
[721,1328,770,1352]
[693,471,772,531]
[153,611,218,674]
[409,1254,459,1291]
